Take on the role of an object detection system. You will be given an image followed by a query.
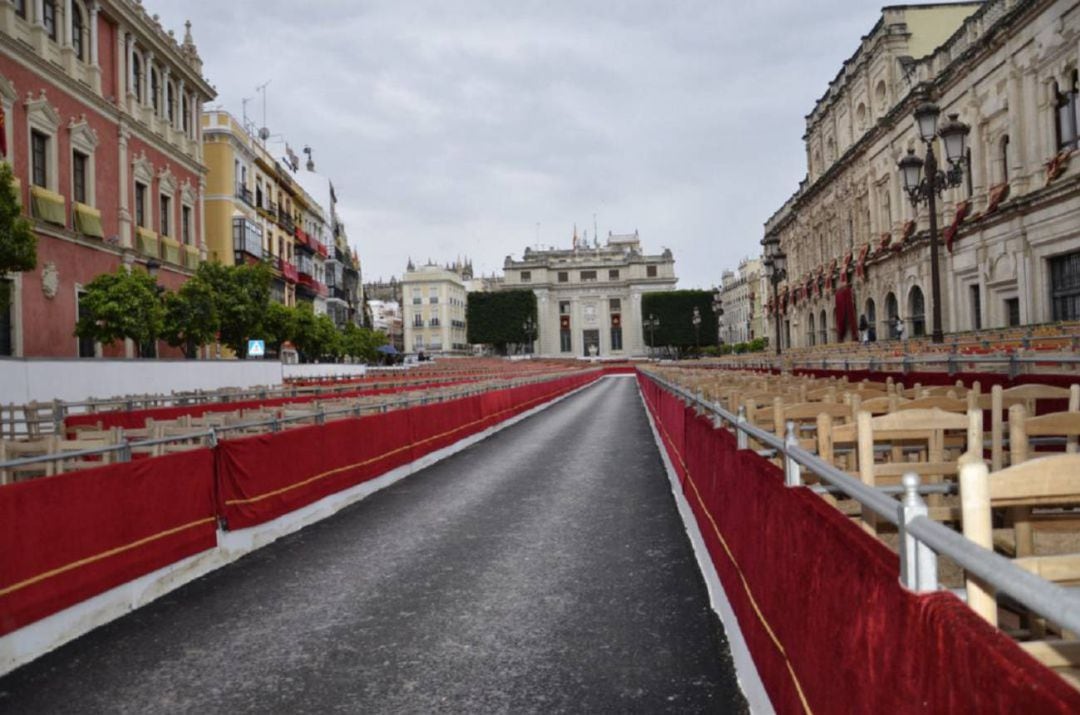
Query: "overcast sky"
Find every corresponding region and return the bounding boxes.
[155,1,888,289]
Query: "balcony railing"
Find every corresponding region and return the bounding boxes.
[278,209,296,234]
[279,258,299,283]
[235,186,253,206]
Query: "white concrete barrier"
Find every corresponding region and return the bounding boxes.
[0,358,283,405]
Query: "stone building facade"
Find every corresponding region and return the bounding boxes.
[764,0,1080,349]
[0,1,214,356]
[502,230,677,357]
[719,257,763,345]
[402,260,469,355]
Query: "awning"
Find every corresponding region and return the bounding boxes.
[135,227,159,258]
[376,344,399,355]
[30,185,65,226]
[161,236,181,264]
[73,202,104,238]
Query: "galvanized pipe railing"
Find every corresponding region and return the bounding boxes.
[644,370,1080,635]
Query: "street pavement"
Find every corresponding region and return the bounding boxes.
[0,377,747,714]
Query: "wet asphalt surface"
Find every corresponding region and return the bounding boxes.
[0,377,746,714]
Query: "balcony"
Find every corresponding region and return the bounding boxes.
[160,236,181,264]
[235,185,253,206]
[279,257,299,283]
[183,245,200,271]
[278,208,296,234]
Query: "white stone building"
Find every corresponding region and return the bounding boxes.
[718,257,763,345]
[764,0,1080,349]
[502,230,677,357]
[401,261,469,355]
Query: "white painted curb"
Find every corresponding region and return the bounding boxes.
[0,376,604,676]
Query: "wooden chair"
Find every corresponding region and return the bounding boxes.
[0,436,59,483]
[958,453,1080,671]
[773,398,851,452]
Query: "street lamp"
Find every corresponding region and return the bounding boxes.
[762,234,787,356]
[897,100,970,344]
[712,288,724,346]
[691,306,702,351]
[643,313,660,356]
[521,316,535,355]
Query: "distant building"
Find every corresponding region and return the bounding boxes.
[401,258,470,355]
[718,257,762,345]
[367,299,403,353]
[502,229,677,357]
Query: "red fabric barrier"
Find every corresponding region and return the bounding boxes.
[638,374,1080,713]
[217,373,599,529]
[0,449,217,636]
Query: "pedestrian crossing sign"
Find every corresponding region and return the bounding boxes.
[248,339,266,358]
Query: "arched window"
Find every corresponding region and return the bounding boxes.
[14,0,26,19]
[885,292,899,338]
[42,0,57,41]
[167,82,175,123]
[909,286,926,337]
[181,94,190,135]
[1055,72,1079,151]
[865,298,877,340]
[807,313,816,347]
[131,53,143,102]
[1000,135,1010,183]
[71,3,84,61]
[819,309,828,345]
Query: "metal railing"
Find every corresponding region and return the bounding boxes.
[0,369,601,474]
[726,351,1080,380]
[643,370,1080,635]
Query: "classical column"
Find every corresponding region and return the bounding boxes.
[33,0,44,26]
[176,78,185,132]
[143,51,154,110]
[61,0,72,46]
[125,32,135,97]
[87,1,101,92]
[198,176,207,258]
[161,66,171,129]
[118,125,132,248]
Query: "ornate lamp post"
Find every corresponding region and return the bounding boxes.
[643,313,660,356]
[691,306,702,351]
[897,101,970,344]
[521,316,535,355]
[711,288,724,346]
[762,235,787,356]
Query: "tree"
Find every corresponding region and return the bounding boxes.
[162,275,218,359]
[196,262,271,358]
[261,301,296,358]
[342,322,387,363]
[640,290,719,353]
[0,161,36,274]
[74,268,164,357]
[466,290,537,354]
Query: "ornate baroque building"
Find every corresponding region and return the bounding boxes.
[0,1,215,356]
[764,0,1080,348]
[502,230,677,357]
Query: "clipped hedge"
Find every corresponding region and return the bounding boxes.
[467,290,537,349]
[640,290,719,349]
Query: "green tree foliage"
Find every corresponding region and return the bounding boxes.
[196,262,271,358]
[466,290,537,354]
[0,161,36,274]
[261,300,296,357]
[342,322,387,363]
[161,275,219,359]
[640,290,719,350]
[74,268,164,357]
[290,303,343,362]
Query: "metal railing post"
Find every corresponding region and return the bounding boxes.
[1008,352,1020,380]
[736,406,749,450]
[784,420,802,487]
[206,428,219,448]
[117,438,132,463]
[947,352,956,377]
[898,472,937,592]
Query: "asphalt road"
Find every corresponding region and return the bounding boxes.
[0,377,747,714]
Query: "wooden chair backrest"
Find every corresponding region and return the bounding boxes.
[895,396,969,414]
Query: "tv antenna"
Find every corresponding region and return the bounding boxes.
[255,79,272,141]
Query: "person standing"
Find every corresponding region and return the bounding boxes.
[893,315,905,341]
[859,315,869,344]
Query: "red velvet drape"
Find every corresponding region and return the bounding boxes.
[638,374,1080,713]
[834,285,858,342]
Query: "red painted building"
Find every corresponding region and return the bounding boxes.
[0,0,214,357]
